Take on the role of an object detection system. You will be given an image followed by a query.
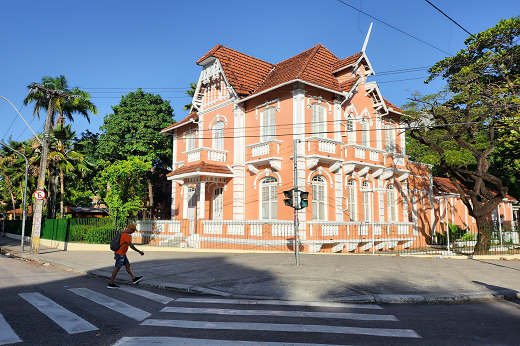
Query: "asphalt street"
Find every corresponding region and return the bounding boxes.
[2,253,520,346]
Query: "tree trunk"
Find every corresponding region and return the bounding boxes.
[5,176,16,220]
[60,168,65,219]
[48,169,59,219]
[148,179,154,219]
[474,215,492,254]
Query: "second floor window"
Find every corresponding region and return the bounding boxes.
[361,120,369,147]
[213,121,224,150]
[385,124,396,153]
[261,108,276,142]
[311,104,326,138]
[186,133,196,151]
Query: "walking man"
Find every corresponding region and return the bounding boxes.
[108,223,144,288]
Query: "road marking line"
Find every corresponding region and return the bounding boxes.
[160,307,397,321]
[68,288,151,321]
[118,286,174,304]
[141,319,421,338]
[174,298,382,309]
[18,292,98,334]
[112,336,358,346]
[0,313,22,345]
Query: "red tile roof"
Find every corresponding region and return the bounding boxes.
[339,76,360,93]
[161,112,198,133]
[197,45,274,96]
[332,52,363,72]
[433,177,517,201]
[252,44,341,95]
[167,161,233,177]
[383,98,404,114]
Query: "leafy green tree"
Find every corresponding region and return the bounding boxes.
[98,88,174,218]
[97,156,151,222]
[402,17,520,253]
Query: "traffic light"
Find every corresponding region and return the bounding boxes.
[300,191,309,209]
[283,189,293,207]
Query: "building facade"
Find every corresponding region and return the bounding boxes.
[159,44,515,252]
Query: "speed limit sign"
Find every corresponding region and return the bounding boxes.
[34,190,46,200]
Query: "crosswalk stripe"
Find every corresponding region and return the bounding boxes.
[18,292,98,334]
[141,319,422,338]
[160,307,397,321]
[174,298,382,309]
[118,286,174,304]
[0,313,22,345]
[112,336,358,346]
[68,288,151,321]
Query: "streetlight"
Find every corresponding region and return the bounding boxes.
[0,142,28,251]
[0,95,42,145]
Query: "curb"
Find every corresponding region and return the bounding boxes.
[2,244,520,305]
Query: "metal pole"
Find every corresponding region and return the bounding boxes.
[293,139,300,265]
[0,143,28,251]
[445,197,450,252]
[497,205,503,249]
[0,95,42,145]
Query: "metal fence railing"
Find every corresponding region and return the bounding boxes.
[3,217,519,255]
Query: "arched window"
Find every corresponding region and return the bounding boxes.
[212,121,224,150]
[362,119,369,147]
[362,180,371,221]
[311,104,326,138]
[261,108,276,142]
[385,124,396,153]
[348,180,356,221]
[312,175,326,220]
[387,184,397,222]
[212,187,223,220]
[260,177,278,219]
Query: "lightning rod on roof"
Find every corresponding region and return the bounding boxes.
[362,22,373,53]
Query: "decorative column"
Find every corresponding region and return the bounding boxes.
[232,103,246,219]
[171,130,177,219]
[199,182,206,220]
[292,85,306,227]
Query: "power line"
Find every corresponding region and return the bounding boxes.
[424,0,473,36]
[335,0,452,56]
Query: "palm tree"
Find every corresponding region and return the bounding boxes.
[23,75,98,219]
[183,82,198,111]
[48,124,90,218]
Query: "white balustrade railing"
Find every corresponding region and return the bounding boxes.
[355,147,365,159]
[187,150,200,163]
[318,139,336,154]
[369,151,379,161]
[251,143,270,157]
[394,157,405,166]
[208,150,226,162]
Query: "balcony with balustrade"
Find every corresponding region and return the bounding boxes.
[245,140,283,173]
[183,147,228,164]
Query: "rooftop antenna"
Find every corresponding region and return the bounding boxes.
[362,22,373,53]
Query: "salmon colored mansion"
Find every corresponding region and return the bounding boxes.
[159,43,517,252]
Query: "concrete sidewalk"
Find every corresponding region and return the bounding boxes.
[1,236,520,304]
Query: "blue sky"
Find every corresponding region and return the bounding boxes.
[1,0,518,143]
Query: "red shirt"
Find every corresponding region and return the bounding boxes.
[115,232,131,255]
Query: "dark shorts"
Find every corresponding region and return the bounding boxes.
[114,253,130,268]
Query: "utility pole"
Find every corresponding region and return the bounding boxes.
[293,139,300,265]
[28,84,76,254]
